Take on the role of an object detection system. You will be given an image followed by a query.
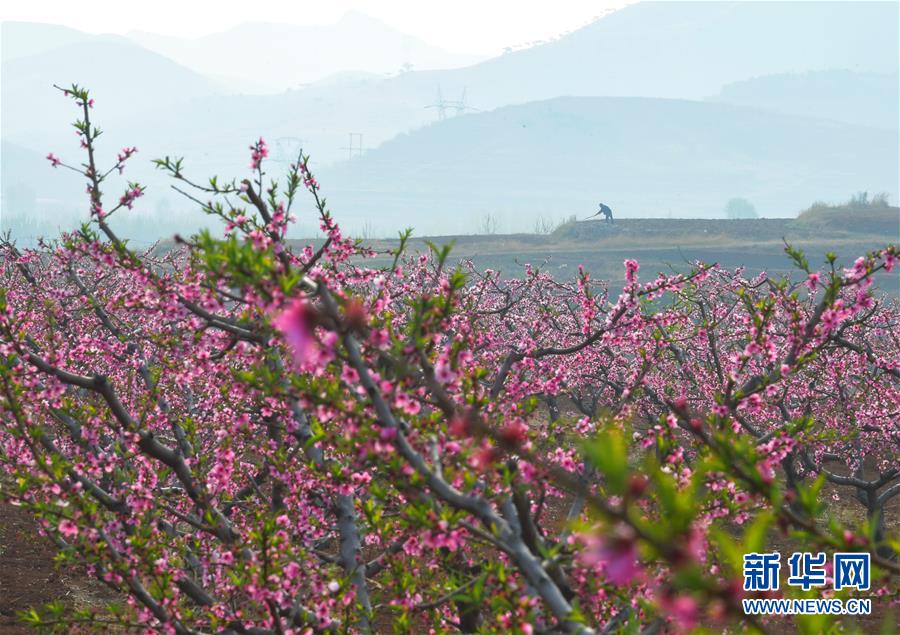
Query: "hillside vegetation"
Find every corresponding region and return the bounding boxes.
[794,200,899,236]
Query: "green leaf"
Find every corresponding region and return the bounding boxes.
[743,510,773,554]
[582,426,628,495]
[709,527,742,573]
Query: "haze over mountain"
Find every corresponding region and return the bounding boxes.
[1,21,109,60]
[7,2,897,147]
[148,0,897,165]
[709,71,900,130]
[5,2,897,159]
[0,26,227,237]
[127,11,485,94]
[317,97,899,235]
[2,2,898,241]
[1,36,223,140]
[405,1,898,105]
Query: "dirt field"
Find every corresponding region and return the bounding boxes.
[0,499,113,634]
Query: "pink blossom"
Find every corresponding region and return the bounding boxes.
[434,359,457,384]
[584,528,640,585]
[806,272,820,291]
[58,518,79,538]
[284,561,301,580]
[249,137,269,170]
[597,540,639,584]
[624,259,640,284]
[273,298,318,365]
[662,595,699,630]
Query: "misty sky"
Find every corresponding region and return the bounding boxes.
[2,0,635,55]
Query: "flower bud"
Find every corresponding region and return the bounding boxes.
[627,474,648,498]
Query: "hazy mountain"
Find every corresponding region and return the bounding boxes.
[314,97,899,235]
[2,141,47,191]
[1,21,109,61]
[4,2,898,241]
[127,11,485,94]
[1,36,227,237]
[0,139,95,241]
[296,0,899,117]
[1,38,224,146]
[709,71,899,130]
[121,0,898,165]
[6,2,898,167]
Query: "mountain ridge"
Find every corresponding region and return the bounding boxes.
[125,11,485,93]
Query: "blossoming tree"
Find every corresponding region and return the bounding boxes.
[0,86,896,634]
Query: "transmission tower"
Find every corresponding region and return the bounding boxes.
[452,88,469,116]
[274,137,304,166]
[426,87,478,121]
[425,87,449,121]
[339,133,364,160]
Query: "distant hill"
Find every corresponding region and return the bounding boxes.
[1,39,223,146]
[5,2,898,168]
[1,21,109,61]
[1,142,48,193]
[3,2,898,241]
[315,97,899,235]
[127,12,485,94]
[1,37,226,231]
[417,1,899,104]
[188,0,898,163]
[710,70,900,130]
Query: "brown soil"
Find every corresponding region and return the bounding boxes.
[0,500,60,633]
[0,501,112,634]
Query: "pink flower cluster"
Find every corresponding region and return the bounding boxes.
[249,137,269,170]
